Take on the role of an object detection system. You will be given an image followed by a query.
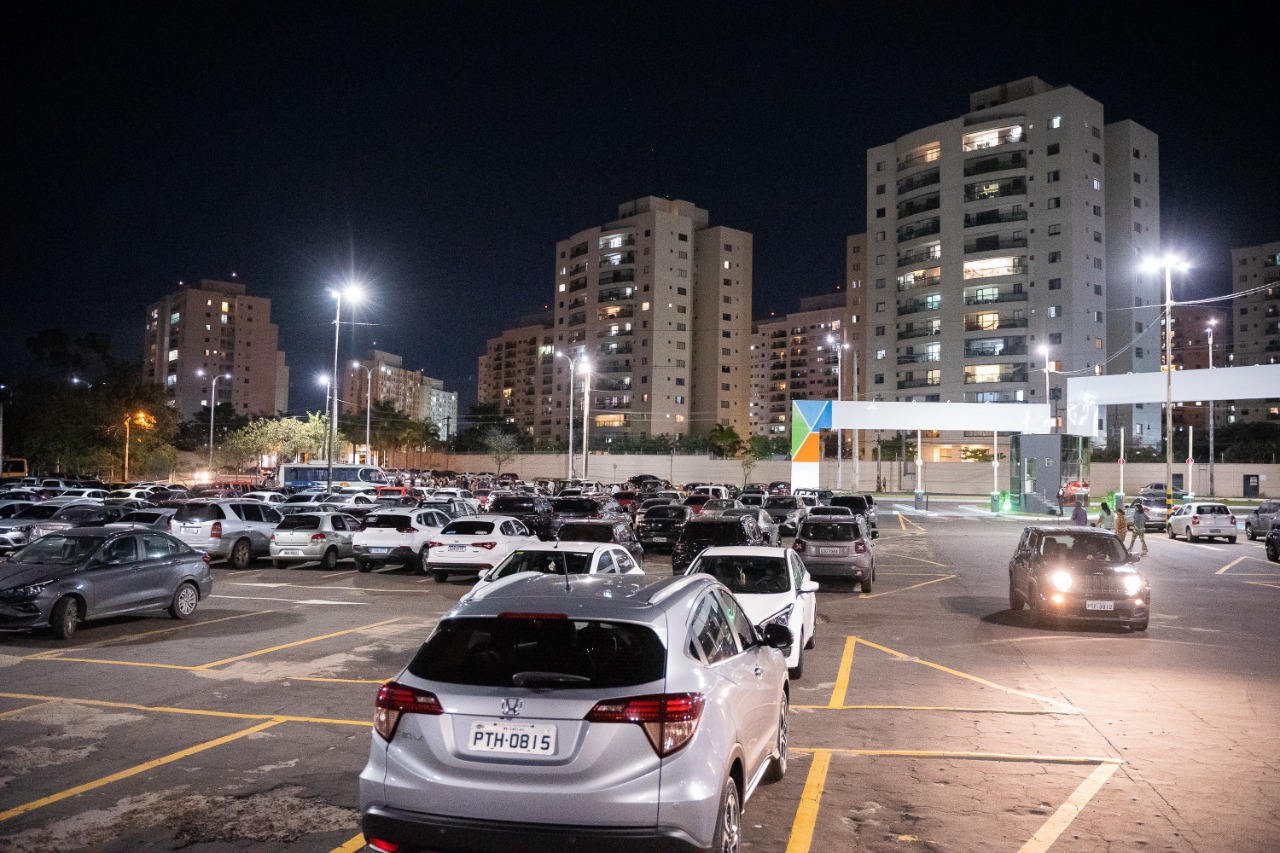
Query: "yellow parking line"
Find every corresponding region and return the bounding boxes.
[0,701,57,719]
[795,747,1121,765]
[193,618,402,669]
[322,570,356,578]
[793,705,1074,715]
[851,637,1076,712]
[286,675,387,684]
[1216,556,1248,575]
[784,748,831,853]
[0,719,282,823]
[1018,761,1120,852]
[860,575,957,599]
[28,657,198,671]
[827,638,856,708]
[329,833,367,853]
[0,691,369,727]
[22,611,274,660]
[897,514,907,531]
[1245,581,1280,591]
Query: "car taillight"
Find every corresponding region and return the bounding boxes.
[586,693,705,757]
[855,541,868,554]
[793,540,806,553]
[367,840,399,853]
[397,526,418,534]
[201,552,211,565]
[427,541,443,548]
[211,521,222,538]
[475,541,497,550]
[374,682,443,741]
[311,533,328,542]
[1191,515,1199,525]
[269,533,275,541]
[1230,515,1236,525]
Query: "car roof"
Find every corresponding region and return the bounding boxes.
[446,573,715,623]
[505,541,614,554]
[697,545,791,558]
[1024,526,1118,536]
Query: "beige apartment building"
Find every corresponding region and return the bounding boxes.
[343,349,458,439]
[1169,305,1231,432]
[749,292,853,437]
[143,278,289,420]
[863,77,1163,457]
[1228,240,1280,425]
[476,312,554,440]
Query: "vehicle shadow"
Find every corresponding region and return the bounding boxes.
[0,608,308,649]
[980,606,1144,635]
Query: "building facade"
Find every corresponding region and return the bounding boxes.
[476,312,554,440]
[344,349,459,440]
[143,279,289,420]
[1229,241,1280,424]
[1169,305,1231,432]
[749,293,851,437]
[862,77,1162,457]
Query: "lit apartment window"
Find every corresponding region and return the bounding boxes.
[167,349,178,361]
[962,124,1023,151]
[723,260,730,269]
[963,257,1025,279]
[221,301,230,312]
[170,312,180,324]
[1050,116,1062,129]
[166,374,177,386]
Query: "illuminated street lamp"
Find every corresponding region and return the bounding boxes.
[196,369,231,472]
[123,411,154,482]
[328,283,364,487]
[1143,253,1190,518]
[555,350,589,479]
[1206,318,1217,496]
[1039,345,1052,432]
[352,360,373,465]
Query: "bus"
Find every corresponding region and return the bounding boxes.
[1,458,29,480]
[277,462,387,490]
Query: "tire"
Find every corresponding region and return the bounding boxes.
[1030,586,1047,627]
[51,596,80,640]
[710,774,742,853]
[804,624,816,651]
[418,546,430,575]
[1265,541,1278,563]
[271,559,285,570]
[1009,576,1025,611]
[859,573,872,594]
[432,570,448,583]
[1246,523,1256,541]
[788,645,804,681]
[1129,616,1149,632]
[357,561,373,573]
[319,547,338,571]
[1226,536,1237,544]
[168,582,199,619]
[229,538,253,570]
[1167,526,1176,539]
[762,693,789,783]
[1189,533,1200,543]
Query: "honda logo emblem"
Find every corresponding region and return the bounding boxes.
[500,698,523,717]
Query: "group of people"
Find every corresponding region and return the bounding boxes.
[1070,498,1150,556]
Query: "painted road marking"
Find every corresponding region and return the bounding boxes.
[795,747,1120,764]
[330,833,367,853]
[870,552,949,568]
[827,638,856,708]
[321,570,356,578]
[1217,555,1278,575]
[210,594,372,605]
[1245,581,1280,591]
[793,704,1074,715]
[1018,761,1120,853]
[0,701,57,719]
[24,611,273,659]
[897,513,907,531]
[0,719,283,823]
[860,574,957,599]
[193,618,402,669]
[0,691,369,727]
[229,582,434,594]
[784,748,831,853]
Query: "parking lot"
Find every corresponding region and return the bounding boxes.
[2,510,1278,852]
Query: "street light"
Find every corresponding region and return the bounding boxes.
[1206,318,1216,496]
[328,283,364,488]
[351,360,373,465]
[827,334,851,489]
[1039,345,1052,432]
[1143,253,1190,520]
[317,374,332,463]
[581,360,592,480]
[123,411,154,482]
[555,350,589,480]
[196,369,231,472]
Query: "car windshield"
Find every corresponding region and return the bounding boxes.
[119,511,162,523]
[553,499,600,514]
[705,500,736,510]
[764,498,796,510]
[174,504,223,522]
[491,549,594,577]
[277,514,322,530]
[12,534,102,564]
[689,555,790,594]
[681,522,744,546]
[442,520,496,535]
[491,497,534,512]
[1039,534,1128,562]
[800,522,858,541]
[645,506,687,520]
[363,514,412,529]
[53,507,96,521]
[557,524,612,543]
[832,496,869,512]
[409,616,665,688]
[16,505,61,519]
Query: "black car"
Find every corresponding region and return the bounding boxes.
[635,504,692,550]
[549,497,621,537]
[1265,525,1279,563]
[671,515,767,575]
[554,519,645,568]
[830,494,874,528]
[487,494,555,540]
[0,527,213,639]
[1007,527,1150,631]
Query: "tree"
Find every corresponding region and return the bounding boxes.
[481,428,520,476]
[709,424,744,459]
[738,435,772,487]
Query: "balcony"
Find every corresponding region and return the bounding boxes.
[598,307,634,322]
[897,298,941,315]
[964,338,1028,358]
[964,315,1027,332]
[963,366,1029,384]
[567,312,587,326]
[599,251,636,267]
[896,167,940,195]
[897,376,940,390]
[771,372,786,381]
[963,257,1028,279]
[965,206,1027,228]
[598,286,635,303]
[595,378,632,392]
[566,297,587,310]
[770,360,786,370]
[963,151,1027,177]
[598,270,635,286]
[598,235,636,249]
[964,177,1026,203]
[897,192,940,219]
[965,235,1027,254]
[569,243,589,259]
[961,124,1025,152]
[899,326,942,341]
[897,218,940,243]
[898,243,942,268]
[897,144,940,172]
[964,291,1027,306]
[596,328,633,339]
[897,352,941,365]
[568,277,588,293]
[963,391,1024,402]
[897,268,941,292]
[595,359,631,374]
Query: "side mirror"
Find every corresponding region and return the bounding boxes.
[870,529,880,539]
[1127,553,1141,564]
[800,579,820,594]
[761,622,793,650]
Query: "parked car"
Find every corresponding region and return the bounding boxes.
[1140,482,1189,501]
[1167,502,1237,543]
[684,546,818,678]
[671,514,767,575]
[763,495,807,536]
[419,497,479,520]
[169,499,283,569]
[486,495,555,540]
[424,515,539,583]
[682,494,713,516]
[0,502,122,553]
[720,507,781,546]
[1266,525,1280,563]
[1129,499,1168,531]
[793,517,876,592]
[807,505,854,519]
[0,500,36,520]
[243,491,287,505]
[1008,527,1150,631]
[633,497,675,526]
[104,508,178,531]
[738,492,766,508]
[358,573,792,853]
[1244,500,1280,541]
[431,488,482,514]
[829,493,875,528]
[352,509,452,573]
[768,481,791,495]
[636,504,693,551]
[461,541,644,601]
[269,512,363,569]
[554,519,645,567]
[0,503,79,553]
[549,496,621,537]
[700,498,744,517]
[0,527,212,639]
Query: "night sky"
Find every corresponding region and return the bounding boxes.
[5,3,1277,417]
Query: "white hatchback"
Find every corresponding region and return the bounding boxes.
[461,541,644,602]
[425,515,538,584]
[1167,502,1237,543]
[683,546,819,679]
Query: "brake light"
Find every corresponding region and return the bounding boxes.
[475,541,498,550]
[1191,514,1199,525]
[855,541,868,554]
[211,521,222,538]
[374,682,443,741]
[396,526,418,534]
[793,540,806,553]
[201,552,211,565]
[586,693,705,757]
[427,541,443,548]
[311,533,328,542]
[367,840,399,853]
[1230,515,1236,525]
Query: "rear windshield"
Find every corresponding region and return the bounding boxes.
[277,514,322,531]
[683,495,710,505]
[491,549,594,577]
[831,496,870,513]
[810,507,852,516]
[1196,505,1231,515]
[17,505,62,519]
[174,504,225,522]
[688,555,790,595]
[443,520,495,535]
[680,522,744,546]
[53,507,97,521]
[739,494,765,506]
[409,616,665,688]
[491,497,535,512]
[645,506,687,520]
[119,511,162,523]
[553,498,600,514]
[557,523,612,543]
[364,514,412,529]
[640,499,672,509]
[800,522,858,541]
[764,498,796,510]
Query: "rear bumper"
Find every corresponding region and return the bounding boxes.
[354,545,415,563]
[425,561,491,576]
[801,555,871,577]
[361,805,701,853]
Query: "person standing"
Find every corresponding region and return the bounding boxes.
[1071,499,1088,527]
[1127,502,1148,555]
[1096,501,1114,530]
[1114,501,1129,542]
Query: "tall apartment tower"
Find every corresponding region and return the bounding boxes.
[552,197,752,446]
[1228,241,1280,425]
[749,293,850,437]
[143,279,289,420]
[476,311,554,440]
[863,77,1160,452]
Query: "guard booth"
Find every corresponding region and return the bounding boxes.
[1009,434,1091,515]
[1244,474,1261,498]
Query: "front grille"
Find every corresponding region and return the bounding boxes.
[1080,574,1126,595]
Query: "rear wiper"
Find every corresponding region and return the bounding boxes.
[512,671,591,687]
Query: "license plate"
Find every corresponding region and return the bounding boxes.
[819,547,842,555]
[651,536,668,542]
[183,526,201,534]
[1207,529,1222,534]
[449,545,466,551]
[280,549,302,556]
[369,547,388,554]
[468,721,557,755]
[1085,600,1114,611]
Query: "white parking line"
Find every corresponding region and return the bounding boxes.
[229,582,435,594]
[210,594,370,606]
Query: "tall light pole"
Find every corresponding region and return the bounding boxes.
[123,411,153,482]
[196,369,231,472]
[1144,254,1189,520]
[328,284,364,487]
[1039,345,1052,431]
[352,361,373,465]
[827,334,850,490]
[1206,318,1216,496]
[581,360,592,480]
[317,374,332,464]
[555,350,588,480]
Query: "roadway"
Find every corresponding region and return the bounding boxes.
[0,514,1277,851]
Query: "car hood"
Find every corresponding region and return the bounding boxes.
[0,517,41,531]
[729,590,796,626]
[0,560,77,588]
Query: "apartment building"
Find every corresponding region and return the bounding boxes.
[143,279,289,419]
[550,197,752,446]
[476,312,554,440]
[422,377,458,440]
[342,349,458,438]
[749,292,852,437]
[1169,305,1231,431]
[863,76,1162,456]
[1228,241,1280,424]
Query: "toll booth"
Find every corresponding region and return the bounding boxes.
[1009,434,1092,515]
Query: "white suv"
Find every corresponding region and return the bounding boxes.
[353,509,452,573]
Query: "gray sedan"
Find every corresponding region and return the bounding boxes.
[0,527,213,639]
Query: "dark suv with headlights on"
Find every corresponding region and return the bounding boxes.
[1007,527,1150,631]
[635,504,692,551]
[671,515,766,575]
